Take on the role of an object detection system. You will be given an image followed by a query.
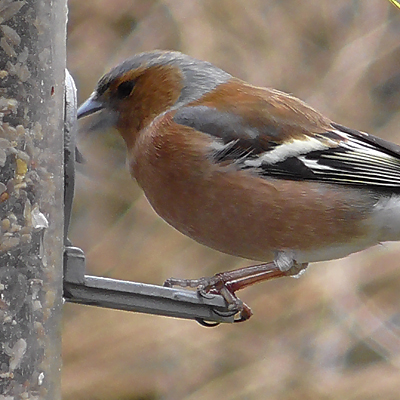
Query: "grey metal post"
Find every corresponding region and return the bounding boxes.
[0,0,66,398]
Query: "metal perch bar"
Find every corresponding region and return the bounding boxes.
[63,246,236,323]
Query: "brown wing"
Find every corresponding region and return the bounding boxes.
[173,81,400,189]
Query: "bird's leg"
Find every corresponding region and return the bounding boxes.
[164,261,309,322]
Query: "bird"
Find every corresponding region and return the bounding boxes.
[77,50,400,321]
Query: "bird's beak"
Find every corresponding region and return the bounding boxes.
[77,95,104,119]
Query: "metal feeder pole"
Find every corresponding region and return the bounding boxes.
[0,0,66,398]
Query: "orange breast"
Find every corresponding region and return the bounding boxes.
[129,117,377,262]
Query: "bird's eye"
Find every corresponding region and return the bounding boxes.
[116,80,136,99]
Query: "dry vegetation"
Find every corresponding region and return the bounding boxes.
[65,1,400,399]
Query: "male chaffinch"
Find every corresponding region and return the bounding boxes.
[77,50,400,321]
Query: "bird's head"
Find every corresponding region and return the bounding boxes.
[77,50,231,147]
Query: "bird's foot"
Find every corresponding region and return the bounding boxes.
[164,260,308,322]
[164,273,253,322]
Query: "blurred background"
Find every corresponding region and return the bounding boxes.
[65,1,400,399]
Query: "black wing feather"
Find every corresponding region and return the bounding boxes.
[173,106,400,190]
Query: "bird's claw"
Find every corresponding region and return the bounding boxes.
[165,274,253,323]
